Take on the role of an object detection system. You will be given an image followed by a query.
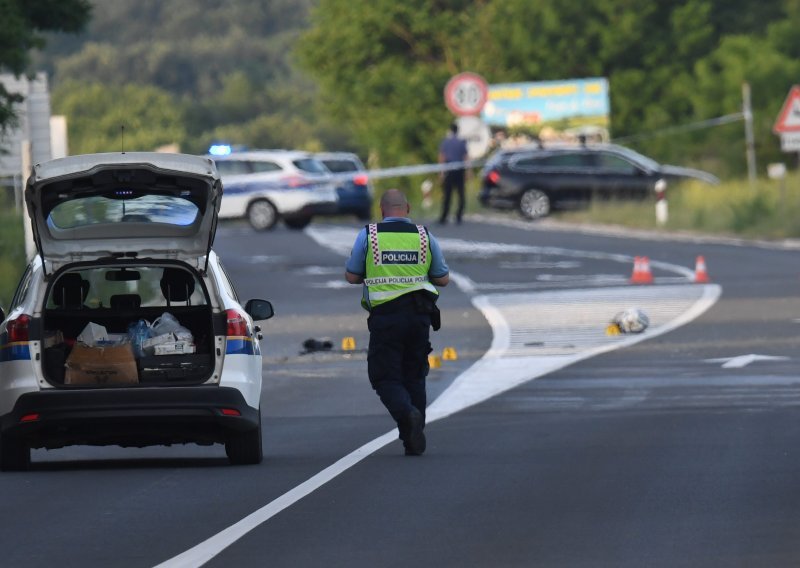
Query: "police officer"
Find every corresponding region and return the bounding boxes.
[345,189,450,455]
[438,122,469,225]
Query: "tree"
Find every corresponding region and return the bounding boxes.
[297,0,794,176]
[52,81,186,154]
[297,0,485,167]
[0,0,91,134]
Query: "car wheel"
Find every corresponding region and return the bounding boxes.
[355,208,372,222]
[247,200,278,231]
[0,435,30,472]
[283,216,312,230]
[225,416,263,465]
[519,189,551,219]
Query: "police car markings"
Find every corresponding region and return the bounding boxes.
[156,228,716,567]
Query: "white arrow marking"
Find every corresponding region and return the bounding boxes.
[704,354,791,369]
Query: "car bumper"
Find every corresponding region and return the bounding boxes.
[480,186,517,209]
[0,386,260,449]
[336,187,372,213]
[293,201,338,217]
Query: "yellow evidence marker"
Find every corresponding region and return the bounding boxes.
[442,347,458,361]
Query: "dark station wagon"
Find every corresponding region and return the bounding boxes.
[480,143,719,219]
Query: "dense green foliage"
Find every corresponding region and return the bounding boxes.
[35,0,345,155]
[0,0,90,132]
[0,205,27,308]
[3,0,799,179]
[297,0,800,176]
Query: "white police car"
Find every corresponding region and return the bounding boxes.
[211,149,338,231]
[0,152,274,470]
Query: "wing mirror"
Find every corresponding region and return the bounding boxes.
[245,299,274,321]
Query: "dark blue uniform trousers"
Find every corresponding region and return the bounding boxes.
[367,299,432,434]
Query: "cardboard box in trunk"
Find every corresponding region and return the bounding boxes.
[65,343,139,385]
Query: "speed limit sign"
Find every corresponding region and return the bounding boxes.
[444,72,488,116]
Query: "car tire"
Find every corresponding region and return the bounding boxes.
[355,208,372,222]
[0,435,30,472]
[225,416,263,466]
[247,199,278,231]
[519,188,551,219]
[283,216,312,230]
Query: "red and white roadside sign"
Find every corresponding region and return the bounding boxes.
[444,72,488,116]
[773,85,800,151]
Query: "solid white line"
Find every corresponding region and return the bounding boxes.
[154,431,397,568]
[156,284,721,567]
[159,228,718,566]
[427,284,721,420]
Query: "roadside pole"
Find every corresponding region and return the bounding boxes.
[654,179,668,226]
[20,140,35,261]
[742,82,756,187]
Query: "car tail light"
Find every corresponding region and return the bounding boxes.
[486,170,500,184]
[7,314,31,342]
[282,174,309,188]
[20,413,40,423]
[225,309,249,337]
[353,173,369,186]
[220,408,241,417]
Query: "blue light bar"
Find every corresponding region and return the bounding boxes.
[209,144,232,156]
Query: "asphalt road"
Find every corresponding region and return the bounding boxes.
[3,214,800,567]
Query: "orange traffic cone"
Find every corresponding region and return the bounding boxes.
[694,255,710,283]
[630,256,654,284]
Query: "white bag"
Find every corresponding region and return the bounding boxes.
[152,312,193,342]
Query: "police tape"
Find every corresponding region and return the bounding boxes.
[330,159,486,183]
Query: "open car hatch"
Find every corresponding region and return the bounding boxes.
[25,152,222,273]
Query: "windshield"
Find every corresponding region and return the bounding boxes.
[611,145,661,172]
[48,194,200,229]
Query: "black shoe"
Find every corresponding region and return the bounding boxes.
[403,408,426,456]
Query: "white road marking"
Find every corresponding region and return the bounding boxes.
[159,226,718,565]
[305,225,695,289]
[704,354,791,368]
[500,260,581,269]
[428,284,721,419]
[156,282,720,567]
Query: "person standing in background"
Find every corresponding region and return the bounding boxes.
[438,122,468,225]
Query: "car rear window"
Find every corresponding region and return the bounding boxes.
[321,159,360,173]
[250,161,282,173]
[47,267,208,309]
[47,194,199,230]
[293,158,328,174]
[215,160,251,176]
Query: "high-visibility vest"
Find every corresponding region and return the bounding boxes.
[362,221,439,310]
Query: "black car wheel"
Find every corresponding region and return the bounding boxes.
[283,216,312,230]
[0,435,30,471]
[519,188,551,219]
[247,199,278,231]
[225,415,263,466]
